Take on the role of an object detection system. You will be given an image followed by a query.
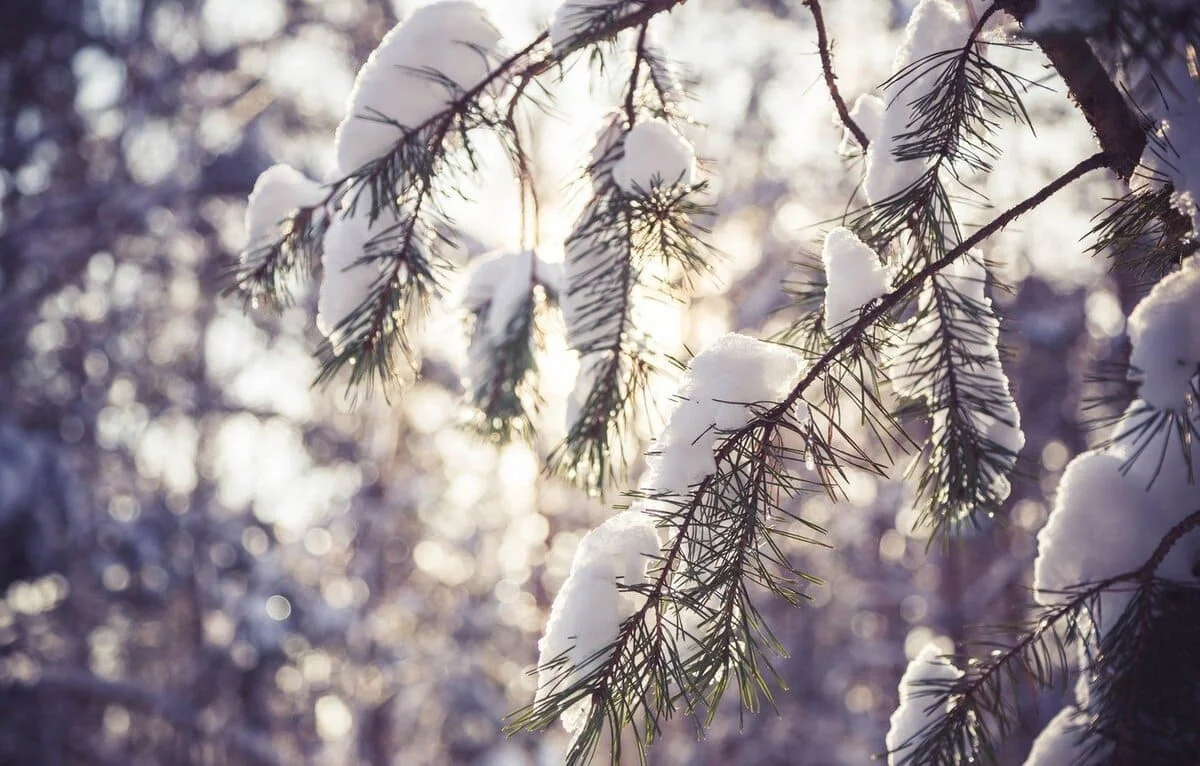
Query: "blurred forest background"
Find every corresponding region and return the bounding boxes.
[0,0,1138,763]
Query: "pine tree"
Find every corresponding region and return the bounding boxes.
[235,1,1200,763]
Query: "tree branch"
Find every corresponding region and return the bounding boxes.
[803,0,870,151]
[999,0,1147,179]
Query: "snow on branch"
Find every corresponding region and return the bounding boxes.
[234,0,693,394]
[234,164,327,309]
[550,108,710,491]
[333,1,505,176]
[821,226,891,336]
[461,249,560,442]
[858,0,1034,262]
[886,253,1025,534]
[888,257,1200,764]
[884,642,963,766]
[515,334,829,764]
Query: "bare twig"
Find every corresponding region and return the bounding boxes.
[803,0,871,151]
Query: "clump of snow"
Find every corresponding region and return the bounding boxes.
[1129,54,1200,235]
[549,0,615,54]
[1022,707,1089,766]
[1033,451,1150,601]
[837,94,884,155]
[821,227,890,335]
[462,250,534,385]
[460,249,562,393]
[565,351,613,431]
[1126,255,1200,409]
[243,165,324,255]
[885,643,963,765]
[865,0,972,205]
[1035,396,1200,637]
[462,249,558,341]
[535,509,661,734]
[316,211,387,347]
[612,119,696,196]
[646,334,805,496]
[333,1,504,175]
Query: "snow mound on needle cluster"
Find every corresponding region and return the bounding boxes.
[535,509,660,735]
[885,643,963,765]
[461,249,560,387]
[1127,255,1200,410]
[612,119,696,195]
[316,210,390,346]
[865,0,973,205]
[333,1,504,175]
[647,333,805,495]
[821,227,890,335]
[243,164,324,255]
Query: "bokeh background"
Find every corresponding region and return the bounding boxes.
[0,0,1138,763]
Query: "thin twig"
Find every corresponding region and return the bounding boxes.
[804,0,870,150]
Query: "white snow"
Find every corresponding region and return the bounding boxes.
[1022,707,1088,766]
[463,250,538,341]
[821,226,890,334]
[1033,450,1152,600]
[463,250,534,388]
[316,210,387,347]
[1126,255,1200,410]
[885,643,963,765]
[1129,47,1200,235]
[612,119,697,195]
[243,164,324,254]
[1034,395,1200,638]
[865,0,972,205]
[565,351,612,431]
[535,509,661,734]
[646,333,805,496]
[333,1,504,175]
[838,93,884,155]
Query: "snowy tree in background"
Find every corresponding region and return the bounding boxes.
[235,0,1200,764]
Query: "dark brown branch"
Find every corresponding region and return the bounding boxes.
[775,150,1111,415]
[1000,0,1147,179]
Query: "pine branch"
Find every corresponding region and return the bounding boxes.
[1087,183,1198,280]
[465,284,543,444]
[855,5,1037,263]
[888,508,1200,765]
[516,154,1109,763]
[233,0,693,391]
